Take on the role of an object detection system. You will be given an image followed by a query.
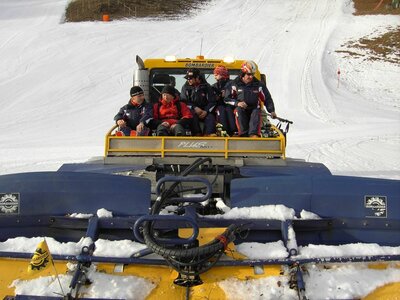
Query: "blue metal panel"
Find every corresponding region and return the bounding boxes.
[239,159,331,177]
[230,175,313,212]
[231,175,400,219]
[310,175,400,219]
[230,175,400,246]
[58,162,147,174]
[0,172,151,216]
[2,250,399,268]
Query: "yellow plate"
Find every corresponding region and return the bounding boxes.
[0,257,281,299]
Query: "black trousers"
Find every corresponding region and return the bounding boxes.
[156,123,185,136]
[235,107,261,137]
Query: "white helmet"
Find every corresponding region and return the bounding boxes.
[241,60,257,74]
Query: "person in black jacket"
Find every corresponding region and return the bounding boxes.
[212,65,236,136]
[180,68,217,136]
[114,86,153,136]
[224,61,277,137]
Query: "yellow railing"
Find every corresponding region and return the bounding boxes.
[105,125,286,159]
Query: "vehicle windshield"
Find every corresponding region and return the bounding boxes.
[149,68,239,103]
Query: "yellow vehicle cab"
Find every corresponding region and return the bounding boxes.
[105,55,288,166]
[134,55,262,104]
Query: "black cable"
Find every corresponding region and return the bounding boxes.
[167,249,222,267]
[186,285,190,300]
[144,224,236,260]
[209,164,219,186]
[142,157,236,278]
[168,251,224,276]
[152,158,212,215]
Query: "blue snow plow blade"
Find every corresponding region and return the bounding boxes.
[0,171,151,216]
[0,172,151,242]
[230,175,400,246]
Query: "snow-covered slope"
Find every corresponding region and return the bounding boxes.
[0,0,399,178]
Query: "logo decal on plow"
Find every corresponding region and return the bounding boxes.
[365,196,387,218]
[177,141,211,149]
[0,193,20,214]
[29,247,50,271]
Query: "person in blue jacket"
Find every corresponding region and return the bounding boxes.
[212,65,236,136]
[180,68,217,136]
[114,86,153,136]
[224,61,277,137]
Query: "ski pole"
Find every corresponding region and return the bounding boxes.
[266,112,293,124]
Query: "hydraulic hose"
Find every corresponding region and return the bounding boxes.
[151,157,212,215]
[142,157,237,276]
[143,224,237,260]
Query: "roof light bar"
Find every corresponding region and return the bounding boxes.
[223,56,235,63]
[164,55,176,62]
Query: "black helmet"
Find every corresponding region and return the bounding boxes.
[184,68,201,79]
[130,86,144,97]
[161,85,176,97]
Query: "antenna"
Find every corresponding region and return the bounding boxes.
[199,37,203,56]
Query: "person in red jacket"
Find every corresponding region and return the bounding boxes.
[151,85,193,136]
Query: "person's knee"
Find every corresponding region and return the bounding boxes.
[236,106,245,113]
[173,124,185,136]
[157,124,169,136]
[120,127,132,136]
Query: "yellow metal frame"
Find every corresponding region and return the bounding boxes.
[0,258,281,300]
[2,259,398,299]
[0,227,282,299]
[105,125,286,159]
[2,233,398,299]
[143,56,262,79]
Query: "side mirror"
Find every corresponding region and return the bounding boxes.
[260,74,266,84]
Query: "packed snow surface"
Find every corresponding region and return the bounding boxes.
[0,0,399,299]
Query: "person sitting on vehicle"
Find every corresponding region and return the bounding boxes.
[151,85,192,136]
[114,86,153,136]
[169,75,181,99]
[180,68,217,136]
[224,60,277,137]
[212,65,236,136]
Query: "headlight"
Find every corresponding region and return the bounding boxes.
[223,56,235,63]
[165,55,176,62]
